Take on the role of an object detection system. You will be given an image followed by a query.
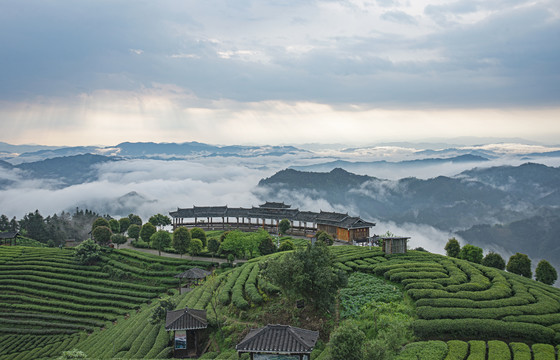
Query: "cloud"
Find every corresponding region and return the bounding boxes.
[381,10,418,24]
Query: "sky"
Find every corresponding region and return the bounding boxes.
[1,0,559,146]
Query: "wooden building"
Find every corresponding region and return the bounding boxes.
[0,231,20,246]
[165,307,208,358]
[236,324,319,360]
[379,236,410,254]
[169,202,375,242]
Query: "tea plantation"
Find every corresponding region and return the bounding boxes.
[1,244,560,359]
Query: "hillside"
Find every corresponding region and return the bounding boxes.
[0,246,214,359]
[2,244,560,359]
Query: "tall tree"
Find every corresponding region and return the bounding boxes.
[128,214,142,227]
[19,210,48,242]
[458,244,483,264]
[190,227,207,248]
[207,238,220,260]
[91,217,110,232]
[108,219,120,234]
[149,214,172,229]
[263,241,347,311]
[507,253,532,278]
[535,259,557,285]
[445,238,461,258]
[150,230,171,256]
[482,252,506,270]
[172,227,191,258]
[189,238,203,258]
[92,226,112,246]
[278,219,291,235]
[127,224,141,241]
[140,223,156,242]
[0,215,9,231]
[118,217,131,234]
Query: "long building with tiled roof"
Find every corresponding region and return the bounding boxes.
[169,202,375,242]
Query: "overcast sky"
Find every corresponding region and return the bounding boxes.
[1,0,559,146]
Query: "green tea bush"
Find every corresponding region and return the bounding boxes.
[395,341,448,360]
[443,340,468,360]
[509,342,531,360]
[466,340,486,360]
[531,343,555,360]
[487,340,511,360]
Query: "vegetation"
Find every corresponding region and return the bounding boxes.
[481,252,506,270]
[278,218,291,235]
[150,230,171,256]
[139,222,156,242]
[507,252,532,278]
[444,238,460,258]
[458,244,483,264]
[535,259,557,286]
[172,227,191,258]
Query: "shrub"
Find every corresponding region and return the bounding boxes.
[329,321,365,360]
[444,238,460,258]
[507,253,532,278]
[482,252,505,270]
[509,342,531,360]
[467,340,486,360]
[443,340,468,360]
[532,343,555,360]
[278,240,294,252]
[487,340,510,360]
[74,239,101,265]
[190,228,207,248]
[535,259,557,285]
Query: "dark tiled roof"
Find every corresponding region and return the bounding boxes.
[165,308,208,331]
[170,204,375,230]
[0,231,19,239]
[174,267,212,279]
[259,202,292,209]
[236,324,319,354]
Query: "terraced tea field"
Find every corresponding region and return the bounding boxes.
[331,247,560,344]
[0,246,214,359]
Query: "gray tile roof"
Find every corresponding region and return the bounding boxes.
[236,324,319,354]
[170,204,375,230]
[0,231,19,239]
[165,308,208,331]
[174,267,212,279]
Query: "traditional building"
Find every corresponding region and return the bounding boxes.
[0,231,20,246]
[169,203,375,243]
[378,236,410,254]
[236,324,319,360]
[165,307,208,358]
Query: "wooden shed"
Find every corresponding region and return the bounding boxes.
[0,231,20,246]
[236,324,319,360]
[379,236,410,254]
[165,307,208,358]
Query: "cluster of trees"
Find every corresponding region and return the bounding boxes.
[1,209,103,247]
[262,240,347,312]
[444,238,557,285]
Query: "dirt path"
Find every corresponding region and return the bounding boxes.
[119,240,244,264]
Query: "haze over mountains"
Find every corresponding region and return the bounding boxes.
[1,139,559,272]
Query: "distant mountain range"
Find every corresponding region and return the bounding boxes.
[258,164,560,270]
[290,154,489,173]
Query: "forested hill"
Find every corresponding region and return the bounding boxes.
[258,164,560,230]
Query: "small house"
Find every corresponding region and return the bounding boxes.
[236,324,319,360]
[165,307,208,358]
[379,236,409,254]
[0,231,20,246]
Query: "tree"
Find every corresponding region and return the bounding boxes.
[278,219,291,235]
[150,297,175,324]
[91,217,110,232]
[262,241,347,311]
[127,224,140,241]
[258,236,276,255]
[207,238,220,259]
[108,219,120,234]
[140,223,156,242]
[150,230,171,256]
[316,230,334,246]
[92,226,112,245]
[507,253,532,278]
[482,252,506,270]
[172,227,191,258]
[128,214,142,227]
[111,234,128,249]
[189,238,203,258]
[535,259,557,285]
[458,244,483,264]
[330,321,366,360]
[278,239,295,252]
[19,210,48,242]
[190,227,207,248]
[74,239,101,265]
[149,214,172,229]
[118,217,131,234]
[0,214,9,231]
[445,238,461,258]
